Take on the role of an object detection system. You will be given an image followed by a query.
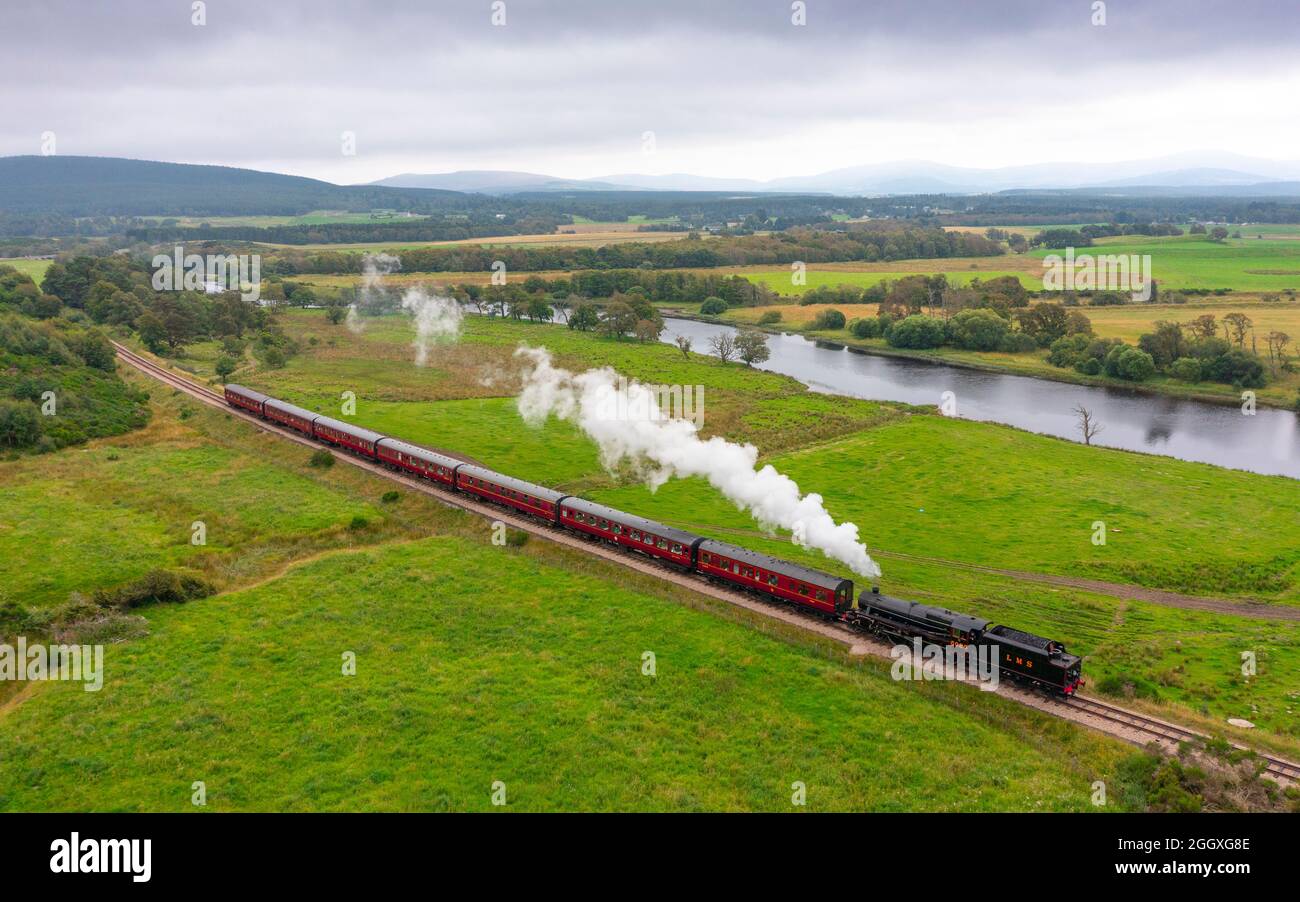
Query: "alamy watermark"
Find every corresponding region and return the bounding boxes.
[1042,247,1152,302]
[152,246,261,303]
[890,638,999,691]
[0,638,103,691]
[593,376,705,428]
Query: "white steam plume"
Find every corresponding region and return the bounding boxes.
[514,345,881,579]
[401,286,463,365]
[349,252,402,333]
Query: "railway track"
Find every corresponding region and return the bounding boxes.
[111,341,1300,787]
[1058,695,1300,785]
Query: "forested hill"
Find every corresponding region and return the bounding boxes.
[0,155,472,217]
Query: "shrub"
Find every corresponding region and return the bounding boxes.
[699,297,728,315]
[812,308,846,330]
[850,317,881,339]
[91,569,214,609]
[1203,349,1265,388]
[947,308,1010,351]
[1168,357,1202,383]
[309,449,334,468]
[885,315,946,349]
[348,515,369,531]
[757,310,782,325]
[381,490,400,503]
[1106,346,1157,381]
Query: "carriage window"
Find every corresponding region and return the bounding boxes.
[657,539,668,549]
[644,534,654,545]
[629,530,640,541]
[742,568,753,578]
[612,525,622,535]
[798,584,810,595]
[670,544,682,554]
[732,562,740,574]
[767,574,778,586]
[816,590,827,601]
[700,552,710,563]
[598,519,609,529]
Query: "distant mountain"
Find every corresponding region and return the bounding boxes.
[376,152,1300,197]
[0,155,468,217]
[370,170,634,193]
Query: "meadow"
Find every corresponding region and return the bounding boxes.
[151,310,1300,749]
[0,258,53,281]
[0,360,1146,811]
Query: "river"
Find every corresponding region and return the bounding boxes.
[660,318,1300,479]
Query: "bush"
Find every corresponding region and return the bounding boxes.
[699,297,728,316]
[1106,346,1157,381]
[757,310,782,325]
[850,317,881,339]
[885,315,946,349]
[811,308,846,330]
[91,569,214,609]
[309,449,334,468]
[1203,349,1265,388]
[381,490,400,503]
[1168,357,1202,383]
[947,308,1010,351]
[348,516,369,531]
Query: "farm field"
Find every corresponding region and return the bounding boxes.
[150,310,1300,751]
[0,257,53,281]
[714,296,1300,407]
[0,361,1144,812]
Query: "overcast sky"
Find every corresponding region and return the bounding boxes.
[6,0,1299,184]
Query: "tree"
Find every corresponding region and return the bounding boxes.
[325,305,346,325]
[1137,321,1187,368]
[1265,331,1291,373]
[735,330,770,367]
[1073,404,1103,446]
[674,334,693,358]
[568,302,598,332]
[700,297,728,316]
[135,310,168,353]
[1186,314,1217,338]
[599,300,638,339]
[1223,312,1253,348]
[1016,302,1071,346]
[215,355,237,382]
[709,332,737,363]
[0,399,42,448]
[947,308,1009,351]
[633,319,662,342]
[1210,226,1230,241]
[525,296,554,323]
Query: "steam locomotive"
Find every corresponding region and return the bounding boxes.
[225,384,1084,696]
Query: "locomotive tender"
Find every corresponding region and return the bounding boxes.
[223,384,1084,696]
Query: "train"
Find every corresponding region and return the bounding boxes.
[224,383,1084,696]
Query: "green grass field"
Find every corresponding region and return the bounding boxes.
[148,310,1300,749]
[0,363,1148,812]
[0,258,53,281]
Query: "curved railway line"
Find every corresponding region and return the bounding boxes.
[111,340,1300,787]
